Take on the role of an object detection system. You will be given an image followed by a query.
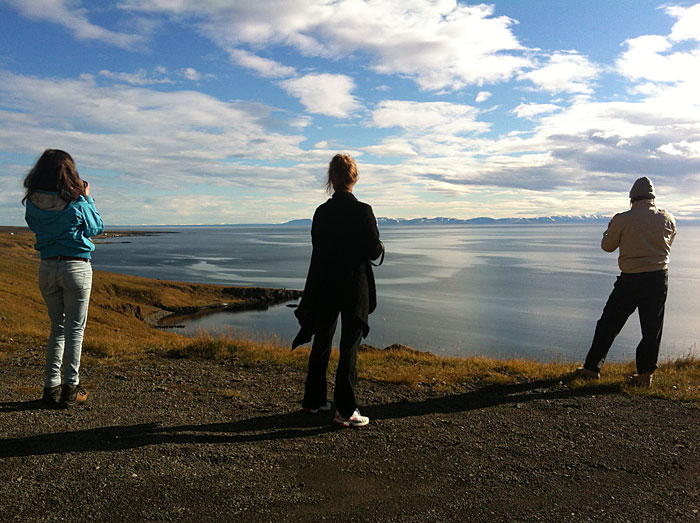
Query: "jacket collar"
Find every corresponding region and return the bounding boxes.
[631,199,655,209]
[332,190,357,201]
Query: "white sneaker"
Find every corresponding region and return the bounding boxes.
[333,409,369,428]
[302,401,332,414]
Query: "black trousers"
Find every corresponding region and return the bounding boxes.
[303,308,363,418]
[584,270,668,374]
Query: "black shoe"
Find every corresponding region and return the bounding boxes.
[42,385,61,406]
[60,384,89,407]
[560,367,600,382]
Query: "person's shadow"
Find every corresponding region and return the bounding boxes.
[0,399,57,413]
[0,379,619,459]
[363,378,620,421]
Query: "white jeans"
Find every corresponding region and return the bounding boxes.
[38,259,93,388]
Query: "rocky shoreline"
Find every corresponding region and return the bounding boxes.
[155,287,303,327]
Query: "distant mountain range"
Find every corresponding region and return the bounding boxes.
[281,215,610,226]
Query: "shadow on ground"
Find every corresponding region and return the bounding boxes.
[0,379,619,458]
[0,399,56,413]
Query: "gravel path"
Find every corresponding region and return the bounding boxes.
[1,347,699,522]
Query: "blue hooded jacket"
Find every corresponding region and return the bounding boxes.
[25,190,104,259]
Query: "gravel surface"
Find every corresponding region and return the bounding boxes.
[1,347,699,522]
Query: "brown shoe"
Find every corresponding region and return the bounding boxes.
[560,367,600,382]
[42,385,61,406]
[627,372,653,387]
[60,384,89,407]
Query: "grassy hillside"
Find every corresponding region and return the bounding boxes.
[1,226,698,402]
[0,227,285,356]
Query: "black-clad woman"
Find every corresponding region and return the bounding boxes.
[293,154,384,427]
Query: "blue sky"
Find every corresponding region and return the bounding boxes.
[1,0,699,225]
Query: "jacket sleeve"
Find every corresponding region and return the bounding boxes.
[364,206,384,261]
[601,214,622,252]
[667,213,677,246]
[78,196,105,238]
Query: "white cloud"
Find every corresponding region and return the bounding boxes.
[181,68,200,81]
[667,3,700,42]
[371,100,488,135]
[617,5,700,86]
[98,67,214,85]
[363,138,418,158]
[616,35,699,83]
[0,70,316,192]
[513,102,562,118]
[3,0,145,50]
[658,140,700,158]
[280,73,360,117]
[475,91,491,103]
[361,84,700,202]
[122,0,532,91]
[180,67,201,81]
[99,68,174,85]
[481,92,700,193]
[520,52,599,94]
[228,49,296,78]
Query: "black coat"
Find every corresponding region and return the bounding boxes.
[292,191,384,349]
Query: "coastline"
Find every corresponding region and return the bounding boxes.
[98,230,304,327]
[1,226,698,401]
[154,286,302,328]
[1,226,302,330]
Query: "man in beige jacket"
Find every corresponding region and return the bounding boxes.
[566,177,676,386]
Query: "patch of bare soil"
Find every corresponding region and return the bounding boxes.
[1,347,698,522]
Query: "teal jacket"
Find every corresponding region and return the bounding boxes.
[25,190,104,259]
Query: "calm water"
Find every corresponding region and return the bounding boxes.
[92,224,700,362]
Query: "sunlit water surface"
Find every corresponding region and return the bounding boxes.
[92,224,700,362]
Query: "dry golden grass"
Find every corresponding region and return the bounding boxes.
[2,226,698,403]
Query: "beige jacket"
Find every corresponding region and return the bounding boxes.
[602,200,676,273]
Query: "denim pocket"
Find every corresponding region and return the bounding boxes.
[38,263,53,290]
[60,261,93,292]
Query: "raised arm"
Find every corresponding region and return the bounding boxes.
[78,196,104,238]
[601,215,621,252]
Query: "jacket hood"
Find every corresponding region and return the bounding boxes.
[629,177,655,200]
[29,191,68,211]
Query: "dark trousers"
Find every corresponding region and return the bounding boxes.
[584,270,668,374]
[303,309,363,418]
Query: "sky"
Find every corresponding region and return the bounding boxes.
[1,0,699,225]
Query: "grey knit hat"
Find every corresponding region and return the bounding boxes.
[629,177,655,200]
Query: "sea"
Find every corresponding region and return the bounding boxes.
[91,224,700,362]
